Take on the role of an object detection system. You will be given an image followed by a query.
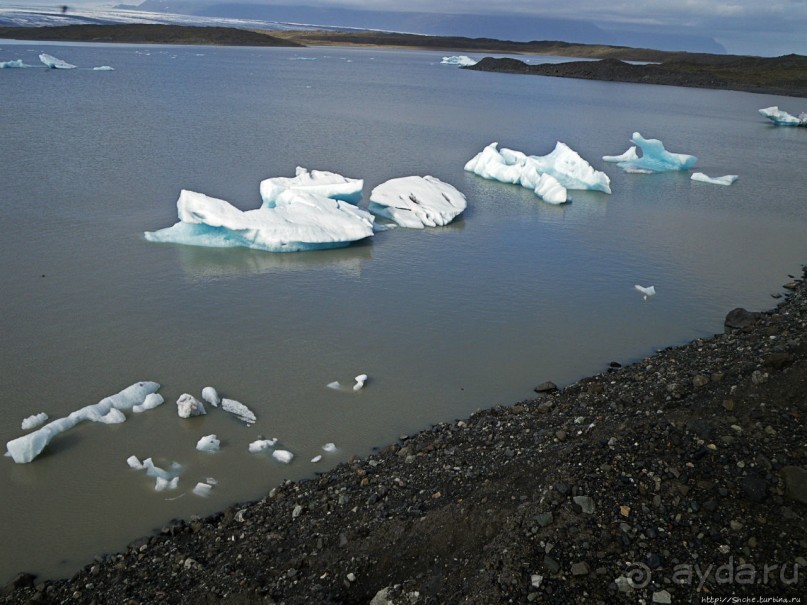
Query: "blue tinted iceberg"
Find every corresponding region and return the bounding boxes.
[602,146,639,163]
[5,381,160,463]
[464,141,610,204]
[145,188,374,253]
[612,132,697,173]
[691,172,738,186]
[759,106,806,126]
[369,175,467,228]
[39,53,76,69]
[259,167,363,205]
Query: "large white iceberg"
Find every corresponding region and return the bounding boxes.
[259,167,363,205]
[368,176,467,228]
[758,106,807,126]
[5,382,160,463]
[610,132,697,173]
[145,188,374,253]
[691,172,738,186]
[464,142,611,204]
[441,56,477,66]
[39,53,76,69]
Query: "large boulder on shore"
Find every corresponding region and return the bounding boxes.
[724,307,761,332]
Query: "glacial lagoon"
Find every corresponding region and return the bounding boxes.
[1,42,806,581]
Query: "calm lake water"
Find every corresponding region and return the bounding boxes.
[1,41,805,582]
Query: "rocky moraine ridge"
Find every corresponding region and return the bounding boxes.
[2,269,806,604]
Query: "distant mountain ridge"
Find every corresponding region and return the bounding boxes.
[128,0,727,53]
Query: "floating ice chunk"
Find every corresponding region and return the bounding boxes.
[127,455,144,469]
[176,393,206,418]
[602,146,639,163]
[193,482,213,497]
[133,392,164,413]
[39,53,76,69]
[615,132,697,173]
[311,454,323,463]
[6,381,160,463]
[322,443,337,452]
[201,386,220,407]
[21,413,49,430]
[691,172,738,186]
[220,398,257,425]
[1,59,31,68]
[441,55,477,66]
[196,434,221,452]
[259,167,363,206]
[155,476,179,491]
[758,106,807,126]
[326,381,343,390]
[272,449,294,464]
[248,438,277,452]
[634,284,656,300]
[145,189,374,253]
[92,66,115,71]
[353,374,368,391]
[368,176,467,228]
[464,142,609,203]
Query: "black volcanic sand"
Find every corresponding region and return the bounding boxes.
[2,268,806,604]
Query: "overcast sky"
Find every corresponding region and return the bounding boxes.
[5,0,807,55]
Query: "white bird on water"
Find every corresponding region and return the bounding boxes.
[634,284,656,300]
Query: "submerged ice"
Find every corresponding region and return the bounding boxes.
[368,176,467,228]
[464,142,611,204]
[606,132,697,173]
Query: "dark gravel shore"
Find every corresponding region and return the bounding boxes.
[3,270,806,604]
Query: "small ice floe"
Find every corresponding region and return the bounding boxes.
[176,393,206,418]
[311,454,323,463]
[129,456,182,491]
[38,53,76,69]
[220,398,257,425]
[1,59,31,68]
[21,413,49,430]
[440,55,477,66]
[6,381,160,463]
[248,438,277,453]
[691,172,738,186]
[196,434,221,452]
[132,393,164,413]
[92,66,114,71]
[609,132,697,173]
[634,284,656,300]
[353,374,368,391]
[759,106,807,127]
[272,450,294,464]
[322,443,337,452]
[326,381,343,390]
[201,386,220,407]
[193,482,213,497]
[368,175,467,228]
